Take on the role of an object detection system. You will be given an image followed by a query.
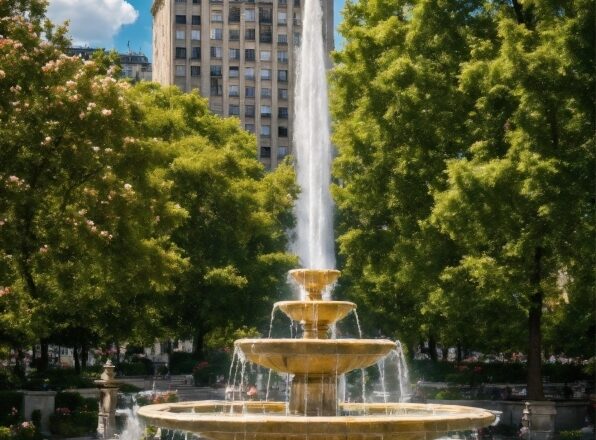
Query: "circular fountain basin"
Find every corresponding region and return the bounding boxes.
[276,300,356,325]
[137,400,497,440]
[235,338,396,374]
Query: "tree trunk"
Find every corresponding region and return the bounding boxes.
[511,0,526,25]
[527,246,545,400]
[39,339,49,371]
[194,329,205,358]
[73,345,80,374]
[456,342,463,363]
[81,344,88,370]
[116,342,121,364]
[441,347,449,361]
[428,335,438,362]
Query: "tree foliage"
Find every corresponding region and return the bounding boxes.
[331,0,594,398]
[0,0,297,368]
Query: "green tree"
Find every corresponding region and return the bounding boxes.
[330,0,497,352]
[0,0,187,370]
[431,0,594,398]
[127,83,299,356]
[332,0,594,400]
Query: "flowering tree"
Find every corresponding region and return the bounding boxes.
[0,0,187,370]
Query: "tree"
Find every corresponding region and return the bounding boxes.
[330,0,498,351]
[127,83,299,356]
[332,0,594,400]
[430,0,594,399]
[0,0,187,369]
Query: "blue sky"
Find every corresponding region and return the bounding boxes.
[46,0,345,60]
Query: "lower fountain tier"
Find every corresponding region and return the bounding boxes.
[137,401,497,440]
[235,338,396,375]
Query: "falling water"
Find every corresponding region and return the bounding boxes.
[394,342,411,401]
[293,0,335,271]
[119,402,142,440]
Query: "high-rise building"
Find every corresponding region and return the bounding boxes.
[152,0,333,169]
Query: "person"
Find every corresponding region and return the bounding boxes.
[246,384,258,400]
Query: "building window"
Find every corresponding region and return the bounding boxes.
[175,15,186,24]
[278,126,288,137]
[260,50,271,61]
[191,30,201,40]
[175,47,187,59]
[293,0,300,7]
[229,29,240,40]
[245,86,255,98]
[191,66,200,77]
[176,30,185,40]
[210,78,223,95]
[278,69,288,82]
[229,6,240,22]
[260,146,271,158]
[211,11,223,22]
[245,49,255,61]
[245,67,255,80]
[277,11,287,25]
[176,0,186,3]
[229,48,240,61]
[210,28,223,40]
[192,15,201,25]
[229,104,240,116]
[261,87,271,98]
[245,105,255,117]
[293,32,301,46]
[244,9,255,21]
[210,65,222,77]
[278,33,288,45]
[260,125,271,137]
[259,8,272,23]
[278,146,289,159]
[193,0,200,3]
[278,88,288,100]
[229,66,239,78]
[260,24,272,43]
[210,46,222,59]
[278,0,287,4]
[245,123,255,133]
[278,107,288,119]
[229,85,240,96]
[191,47,201,59]
[260,69,271,80]
[175,65,186,77]
[277,50,288,63]
[245,28,255,40]
[261,105,271,117]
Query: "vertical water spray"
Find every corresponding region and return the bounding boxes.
[293,0,335,271]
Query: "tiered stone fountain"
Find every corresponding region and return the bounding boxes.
[138,269,496,440]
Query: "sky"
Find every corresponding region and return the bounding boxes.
[46,0,345,60]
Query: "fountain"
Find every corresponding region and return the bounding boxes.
[138,0,496,436]
[138,270,495,439]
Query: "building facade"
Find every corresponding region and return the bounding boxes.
[152,0,333,169]
[68,47,152,82]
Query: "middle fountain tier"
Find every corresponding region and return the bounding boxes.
[235,269,396,416]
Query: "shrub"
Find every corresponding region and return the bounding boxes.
[0,370,22,391]
[558,431,582,440]
[0,427,11,440]
[119,358,154,376]
[0,392,22,427]
[24,369,96,391]
[434,388,464,400]
[55,392,85,412]
[119,383,142,393]
[169,352,197,375]
[49,411,97,437]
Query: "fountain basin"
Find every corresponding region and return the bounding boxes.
[289,269,341,300]
[137,401,497,440]
[276,300,355,324]
[235,338,396,375]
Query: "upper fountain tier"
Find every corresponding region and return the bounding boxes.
[289,268,340,300]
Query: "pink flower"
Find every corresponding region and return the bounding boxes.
[101,109,112,116]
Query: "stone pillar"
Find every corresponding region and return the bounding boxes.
[95,360,121,439]
[21,390,56,435]
[527,401,557,440]
[289,374,336,416]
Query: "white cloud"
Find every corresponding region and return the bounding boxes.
[47,0,139,47]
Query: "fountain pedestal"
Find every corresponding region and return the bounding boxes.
[94,360,121,439]
[290,374,337,416]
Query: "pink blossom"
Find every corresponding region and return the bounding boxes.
[124,183,132,190]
